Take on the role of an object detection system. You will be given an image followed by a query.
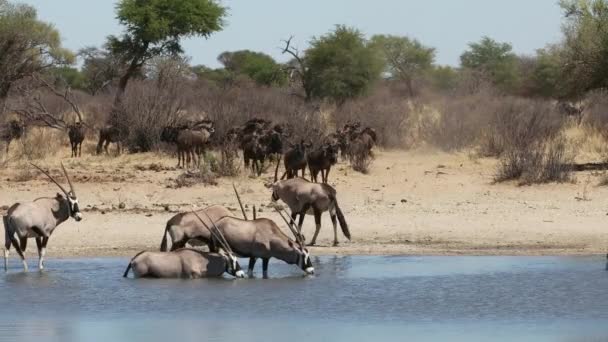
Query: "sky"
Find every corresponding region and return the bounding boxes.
[19,0,564,68]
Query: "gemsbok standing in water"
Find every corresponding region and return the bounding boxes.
[209,188,314,278]
[269,177,350,246]
[124,210,245,279]
[3,163,82,271]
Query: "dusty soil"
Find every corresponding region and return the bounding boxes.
[1,147,608,258]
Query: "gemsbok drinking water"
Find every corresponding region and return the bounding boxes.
[3,163,82,271]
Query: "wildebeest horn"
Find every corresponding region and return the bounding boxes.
[61,162,76,196]
[191,209,233,255]
[30,163,70,197]
[274,207,304,246]
[232,183,248,221]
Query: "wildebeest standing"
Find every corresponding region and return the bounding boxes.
[307,141,339,183]
[270,177,350,246]
[242,132,267,176]
[96,125,126,155]
[0,120,25,154]
[281,139,311,180]
[3,163,82,271]
[68,122,85,158]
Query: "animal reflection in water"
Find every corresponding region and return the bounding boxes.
[124,210,245,279]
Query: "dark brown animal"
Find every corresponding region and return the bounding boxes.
[242,133,267,176]
[96,125,126,155]
[307,142,339,183]
[281,140,311,180]
[0,120,25,154]
[68,122,85,158]
[161,125,214,169]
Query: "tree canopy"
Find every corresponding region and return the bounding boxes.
[108,0,227,108]
[370,34,436,96]
[460,37,519,92]
[217,50,287,86]
[303,25,383,104]
[0,0,74,113]
[559,0,608,97]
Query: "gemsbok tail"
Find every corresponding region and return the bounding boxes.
[123,251,146,278]
[160,223,170,252]
[330,194,350,240]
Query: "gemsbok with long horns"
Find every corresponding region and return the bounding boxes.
[3,163,82,271]
[269,177,350,246]
[124,210,245,279]
[202,188,314,278]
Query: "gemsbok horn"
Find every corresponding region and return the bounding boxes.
[3,162,82,271]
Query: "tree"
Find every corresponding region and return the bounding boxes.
[427,65,460,92]
[517,47,563,98]
[217,50,287,86]
[460,37,518,92]
[0,0,74,114]
[302,25,383,104]
[108,0,227,111]
[369,35,436,96]
[49,66,86,91]
[79,46,125,95]
[559,0,608,97]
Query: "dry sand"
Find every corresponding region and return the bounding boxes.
[1,148,607,258]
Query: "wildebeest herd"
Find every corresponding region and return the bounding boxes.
[2,159,351,279]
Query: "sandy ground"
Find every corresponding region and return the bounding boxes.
[1,146,608,258]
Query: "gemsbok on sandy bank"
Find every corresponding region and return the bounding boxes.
[125,211,245,279]
[3,163,82,271]
[270,177,350,246]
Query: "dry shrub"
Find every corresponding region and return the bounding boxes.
[582,90,608,160]
[20,127,63,160]
[216,141,241,177]
[174,155,218,188]
[492,98,571,184]
[423,87,499,152]
[334,82,411,148]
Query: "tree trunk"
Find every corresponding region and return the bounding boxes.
[0,84,11,119]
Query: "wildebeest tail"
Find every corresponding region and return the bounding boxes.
[160,223,170,252]
[123,250,146,277]
[329,193,350,240]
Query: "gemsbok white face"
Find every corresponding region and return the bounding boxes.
[67,194,82,222]
[227,253,245,278]
[299,247,314,275]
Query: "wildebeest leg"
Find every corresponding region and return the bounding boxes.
[324,167,331,183]
[8,233,27,271]
[298,203,311,234]
[104,140,110,155]
[78,142,83,157]
[301,167,306,180]
[330,208,339,246]
[309,207,322,246]
[5,140,10,154]
[262,258,269,279]
[3,216,10,271]
[248,257,257,277]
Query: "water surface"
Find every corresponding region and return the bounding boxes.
[1,256,607,342]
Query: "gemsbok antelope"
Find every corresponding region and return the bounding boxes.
[3,163,82,271]
[207,190,314,278]
[270,177,350,246]
[124,211,245,279]
[160,204,233,252]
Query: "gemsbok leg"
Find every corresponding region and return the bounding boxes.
[8,232,27,271]
[248,257,257,277]
[262,258,270,278]
[36,237,49,270]
[3,216,10,271]
[330,207,339,246]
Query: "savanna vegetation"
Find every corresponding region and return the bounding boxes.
[3,0,608,185]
